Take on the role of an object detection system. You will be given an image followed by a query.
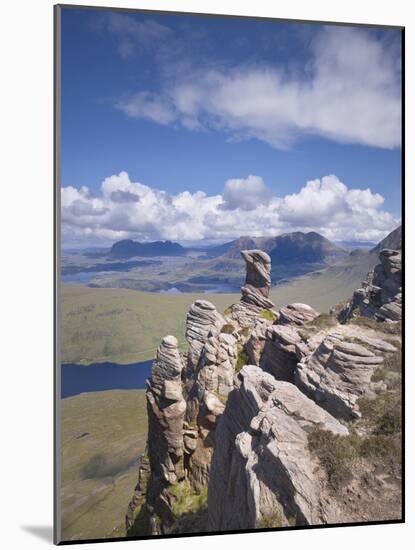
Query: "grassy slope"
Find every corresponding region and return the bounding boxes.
[61,285,236,364]
[271,251,377,313]
[60,390,147,542]
[61,252,376,364]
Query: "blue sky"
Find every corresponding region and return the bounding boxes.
[60,7,402,246]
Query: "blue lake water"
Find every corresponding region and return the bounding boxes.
[61,360,153,399]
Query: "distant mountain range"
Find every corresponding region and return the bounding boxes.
[206,231,347,264]
[109,239,187,259]
[72,227,402,262]
[109,231,347,265]
[62,226,401,294]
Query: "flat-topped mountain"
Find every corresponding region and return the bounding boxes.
[109,239,186,259]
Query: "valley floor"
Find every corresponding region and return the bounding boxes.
[61,249,376,365]
[59,390,147,542]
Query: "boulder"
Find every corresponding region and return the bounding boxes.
[278,303,320,326]
[207,365,347,531]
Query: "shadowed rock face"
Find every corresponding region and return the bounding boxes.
[207,366,347,531]
[259,325,303,382]
[185,320,238,489]
[146,336,186,487]
[338,248,402,323]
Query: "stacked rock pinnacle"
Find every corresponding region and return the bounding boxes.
[227,249,276,327]
[127,245,401,535]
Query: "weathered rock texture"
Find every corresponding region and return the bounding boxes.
[240,250,273,308]
[278,302,319,326]
[132,296,238,533]
[126,453,151,531]
[208,365,347,530]
[338,248,402,323]
[128,243,402,536]
[147,336,186,485]
[295,325,397,419]
[184,329,237,489]
[259,325,302,382]
[136,336,187,533]
[186,300,225,373]
[227,250,275,327]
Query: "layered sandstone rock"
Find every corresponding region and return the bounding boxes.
[141,336,187,533]
[295,325,397,419]
[278,302,320,326]
[133,300,237,532]
[128,243,401,536]
[259,325,303,382]
[240,250,274,308]
[338,248,402,323]
[227,250,275,327]
[146,336,186,484]
[184,329,237,488]
[207,365,347,531]
[186,300,225,372]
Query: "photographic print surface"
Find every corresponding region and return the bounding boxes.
[55,5,403,544]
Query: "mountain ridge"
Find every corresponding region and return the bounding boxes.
[109,239,187,259]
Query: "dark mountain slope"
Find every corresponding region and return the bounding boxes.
[109,239,186,259]
[372,225,402,252]
[207,232,346,264]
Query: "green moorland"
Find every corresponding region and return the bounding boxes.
[61,285,236,364]
[60,389,147,542]
[61,251,376,365]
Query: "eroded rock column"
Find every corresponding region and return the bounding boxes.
[227,249,275,327]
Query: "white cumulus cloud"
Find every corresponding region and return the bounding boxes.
[219,175,272,211]
[61,172,399,246]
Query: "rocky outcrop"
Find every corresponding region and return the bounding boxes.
[240,250,273,309]
[278,303,319,326]
[207,365,347,531]
[259,325,302,382]
[295,325,397,419]
[139,336,187,533]
[227,250,275,327]
[126,453,151,531]
[338,248,402,323]
[127,244,402,536]
[132,298,237,532]
[146,336,186,486]
[244,303,319,368]
[185,329,237,489]
[186,300,225,372]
